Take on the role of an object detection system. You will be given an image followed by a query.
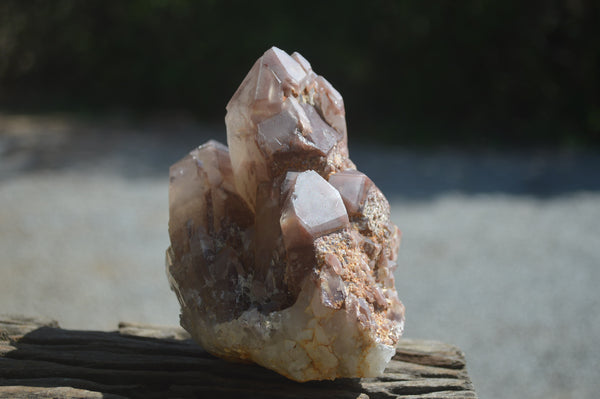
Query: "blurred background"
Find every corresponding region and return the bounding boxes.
[1,1,599,398]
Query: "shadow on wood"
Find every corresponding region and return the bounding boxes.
[0,316,477,398]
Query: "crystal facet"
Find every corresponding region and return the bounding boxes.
[281,170,349,248]
[167,47,405,382]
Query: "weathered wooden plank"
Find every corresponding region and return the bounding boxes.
[0,385,127,399]
[2,342,217,371]
[383,360,468,379]
[361,378,473,395]
[117,321,190,340]
[393,339,466,369]
[12,326,208,357]
[0,316,58,338]
[0,316,478,398]
[0,378,136,398]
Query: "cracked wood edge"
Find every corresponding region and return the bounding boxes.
[0,316,477,399]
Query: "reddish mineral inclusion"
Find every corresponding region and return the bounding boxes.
[166,47,405,381]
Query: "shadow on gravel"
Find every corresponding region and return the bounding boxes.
[1,116,599,200]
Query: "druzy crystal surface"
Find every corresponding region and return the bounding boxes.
[166,47,405,381]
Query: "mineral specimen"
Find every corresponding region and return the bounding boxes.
[166,47,405,382]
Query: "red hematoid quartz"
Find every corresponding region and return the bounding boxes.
[166,47,405,382]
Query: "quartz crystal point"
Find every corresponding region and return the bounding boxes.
[166,47,405,382]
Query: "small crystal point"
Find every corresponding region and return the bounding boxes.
[328,169,373,215]
[167,47,405,382]
[281,170,349,248]
[225,46,350,212]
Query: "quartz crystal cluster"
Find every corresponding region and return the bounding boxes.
[166,47,405,382]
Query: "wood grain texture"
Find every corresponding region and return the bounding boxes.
[0,316,477,398]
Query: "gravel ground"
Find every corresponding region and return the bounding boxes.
[1,114,599,398]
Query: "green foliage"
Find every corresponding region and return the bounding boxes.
[1,0,599,146]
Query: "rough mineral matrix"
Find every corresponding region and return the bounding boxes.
[166,47,405,381]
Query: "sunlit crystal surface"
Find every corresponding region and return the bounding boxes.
[167,47,404,382]
[281,170,349,248]
[328,169,373,215]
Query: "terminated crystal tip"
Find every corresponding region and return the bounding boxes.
[166,46,405,382]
